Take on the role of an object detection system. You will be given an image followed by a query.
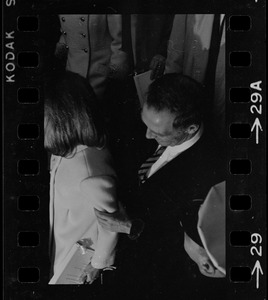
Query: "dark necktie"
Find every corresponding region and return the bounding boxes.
[138,146,167,184]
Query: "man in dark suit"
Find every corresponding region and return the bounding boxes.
[95,73,226,299]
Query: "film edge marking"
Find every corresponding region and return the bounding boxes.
[249,80,263,144]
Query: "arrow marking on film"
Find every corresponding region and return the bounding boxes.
[251,260,263,289]
[251,118,263,144]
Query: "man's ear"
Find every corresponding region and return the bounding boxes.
[185,124,199,135]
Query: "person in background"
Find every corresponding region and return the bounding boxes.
[95,73,226,298]
[55,15,129,100]
[165,14,225,135]
[130,14,174,79]
[45,71,118,284]
[105,14,175,197]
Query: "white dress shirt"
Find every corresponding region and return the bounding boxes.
[147,125,203,178]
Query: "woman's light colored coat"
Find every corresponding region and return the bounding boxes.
[49,145,118,275]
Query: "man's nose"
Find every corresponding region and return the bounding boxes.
[146,128,155,139]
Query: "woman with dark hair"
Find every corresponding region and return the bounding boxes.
[45,71,118,284]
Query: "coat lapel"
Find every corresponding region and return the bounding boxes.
[142,135,205,188]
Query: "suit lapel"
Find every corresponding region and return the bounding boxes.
[142,135,206,187]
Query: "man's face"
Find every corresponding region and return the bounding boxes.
[141,104,190,147]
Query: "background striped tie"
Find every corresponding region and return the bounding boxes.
[138,146,167,184]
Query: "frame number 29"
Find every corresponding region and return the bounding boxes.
[250,233,263,289]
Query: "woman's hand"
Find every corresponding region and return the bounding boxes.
[79,263,102,284]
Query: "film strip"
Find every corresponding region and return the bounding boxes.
[3,1,266,299]
[227,9,266,297]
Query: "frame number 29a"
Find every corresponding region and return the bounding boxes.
[250,80,263,145]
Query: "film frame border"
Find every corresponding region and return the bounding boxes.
[3,1,266,299]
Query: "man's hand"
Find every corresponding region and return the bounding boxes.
[94,202,132,234]
[149,54,166,80]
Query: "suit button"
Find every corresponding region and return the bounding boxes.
[83,48,88,53]
[65,45,69,49]
[81,33,86,38]
[80,17,85,22]
[63,31,67,35]
[61,17,65,22]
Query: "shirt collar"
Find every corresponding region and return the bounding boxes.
[76,144,88,153]
[64,144,88,159]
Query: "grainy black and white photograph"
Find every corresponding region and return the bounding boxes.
[3,1,266,300]
[45,12,227,294]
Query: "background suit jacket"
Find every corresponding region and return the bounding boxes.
[130,14,174,73]
[49,145,118,275]
[165,14,226,134]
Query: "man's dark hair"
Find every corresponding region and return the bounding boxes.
[44,71,106,157]
[146,73,206,129]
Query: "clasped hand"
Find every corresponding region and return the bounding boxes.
[94,202,132,234]
[149,54,166,80]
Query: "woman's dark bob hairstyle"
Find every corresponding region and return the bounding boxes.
[44,71,106,157]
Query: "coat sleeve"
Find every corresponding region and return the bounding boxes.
[80,175,118,269]
[107,14,128,76]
